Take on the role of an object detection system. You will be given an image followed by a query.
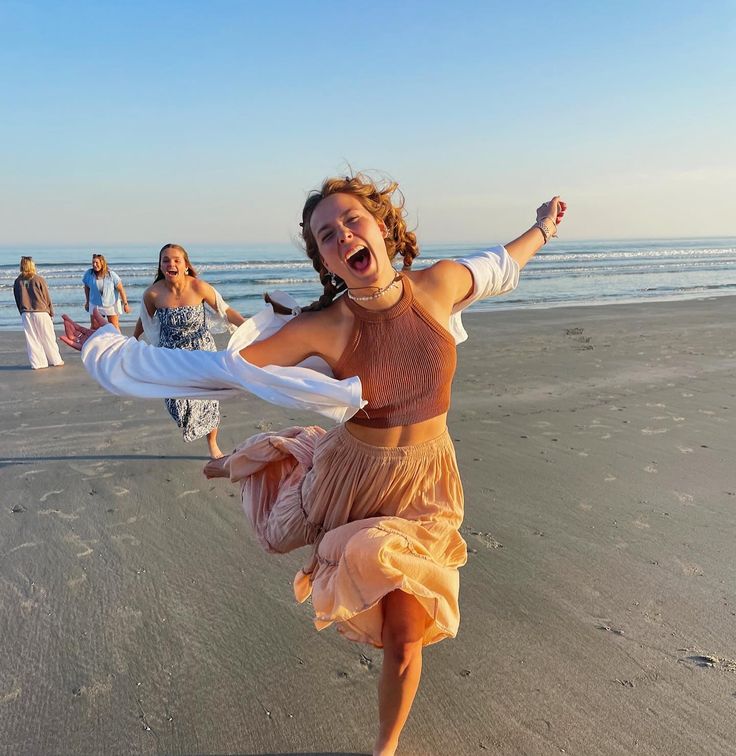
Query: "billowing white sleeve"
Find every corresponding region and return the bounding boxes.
[80,318,366,424]
[137,300,160,345]
[205,288,238,335]
[448,245,520,344]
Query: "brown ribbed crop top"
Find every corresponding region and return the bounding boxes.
[333,275,457,428]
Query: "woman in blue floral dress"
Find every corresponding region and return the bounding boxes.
[133,244,245,458]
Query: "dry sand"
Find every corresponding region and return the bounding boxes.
[1,297,735,755]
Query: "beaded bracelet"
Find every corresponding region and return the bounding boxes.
[535,217,557,244]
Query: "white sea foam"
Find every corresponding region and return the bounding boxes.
[1,238,735,329]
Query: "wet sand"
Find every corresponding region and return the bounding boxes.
[1,297,735,755]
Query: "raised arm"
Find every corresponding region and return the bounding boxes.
[505,196,566,270]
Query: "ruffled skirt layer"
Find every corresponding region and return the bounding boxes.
[225,424,466,647]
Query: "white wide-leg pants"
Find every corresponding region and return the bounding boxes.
[21,312,64,369]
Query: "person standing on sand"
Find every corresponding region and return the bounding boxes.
[61,173,565,756]
[82,252,130,330]
[132,243,246,460]
[13,256,65,370]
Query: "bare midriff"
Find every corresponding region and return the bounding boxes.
[345,413,448,447]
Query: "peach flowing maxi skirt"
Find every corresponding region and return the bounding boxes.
[224,424,467,647]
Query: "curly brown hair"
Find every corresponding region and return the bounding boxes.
[299,173,419,311]
[153,244,198,284]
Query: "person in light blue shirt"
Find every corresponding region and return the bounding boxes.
[82,252,130,330]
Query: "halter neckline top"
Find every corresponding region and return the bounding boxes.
[333,275,457,428]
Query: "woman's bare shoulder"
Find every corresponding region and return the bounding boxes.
[189,276,212,291]
[293,297,352,332]
[144,281,168,303]
[407,260,473,308]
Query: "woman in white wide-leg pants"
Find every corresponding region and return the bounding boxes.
[13,257,64,370]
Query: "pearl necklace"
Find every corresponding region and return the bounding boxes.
[347,273,401,302]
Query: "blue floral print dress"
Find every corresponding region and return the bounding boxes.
[158,304,220,442]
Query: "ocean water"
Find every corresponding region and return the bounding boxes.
[1,238,735,331]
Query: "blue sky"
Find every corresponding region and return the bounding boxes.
[1,0,734,244]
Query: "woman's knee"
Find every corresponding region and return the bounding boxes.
[382,591,426,667]
[383,635,423,674]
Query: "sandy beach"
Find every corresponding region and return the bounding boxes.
[1,297,735,756]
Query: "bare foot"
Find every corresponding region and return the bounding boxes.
[208,444,224,459]
[203,454,230,479]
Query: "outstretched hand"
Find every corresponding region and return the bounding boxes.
[59,309,109,351]
[537,196,567,228]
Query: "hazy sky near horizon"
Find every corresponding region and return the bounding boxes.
[1,0,734,245]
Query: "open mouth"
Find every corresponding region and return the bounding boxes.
[345,246,371,273]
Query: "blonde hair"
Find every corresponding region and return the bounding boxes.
[90,253,110,278]
[299,172,419,311]
[19,256,36,278]
[153,244,198,283]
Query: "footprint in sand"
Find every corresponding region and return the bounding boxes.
[39,489,63,502]
[112,533,140,547]
[461,526,503,549]
[684,654,736,672]
[72,677,114,700]
[644,465,658,474]
[69,461,108,476]
[4,574,46,613]
[675,558,704,577]
[6,542,40,556]
[673,491,694,505]
[38,508,82,520]
[677,445,693,454]
[66,573,88,588]
[0,687,21,704]
[596,623,625,636]
[64,534,97,558]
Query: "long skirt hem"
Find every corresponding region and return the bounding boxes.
[226,424,466,648]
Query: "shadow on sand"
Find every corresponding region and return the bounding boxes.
[0,453,206,469]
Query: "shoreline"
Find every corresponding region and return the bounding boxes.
[2,295,735,754]
[2,290,736,336]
